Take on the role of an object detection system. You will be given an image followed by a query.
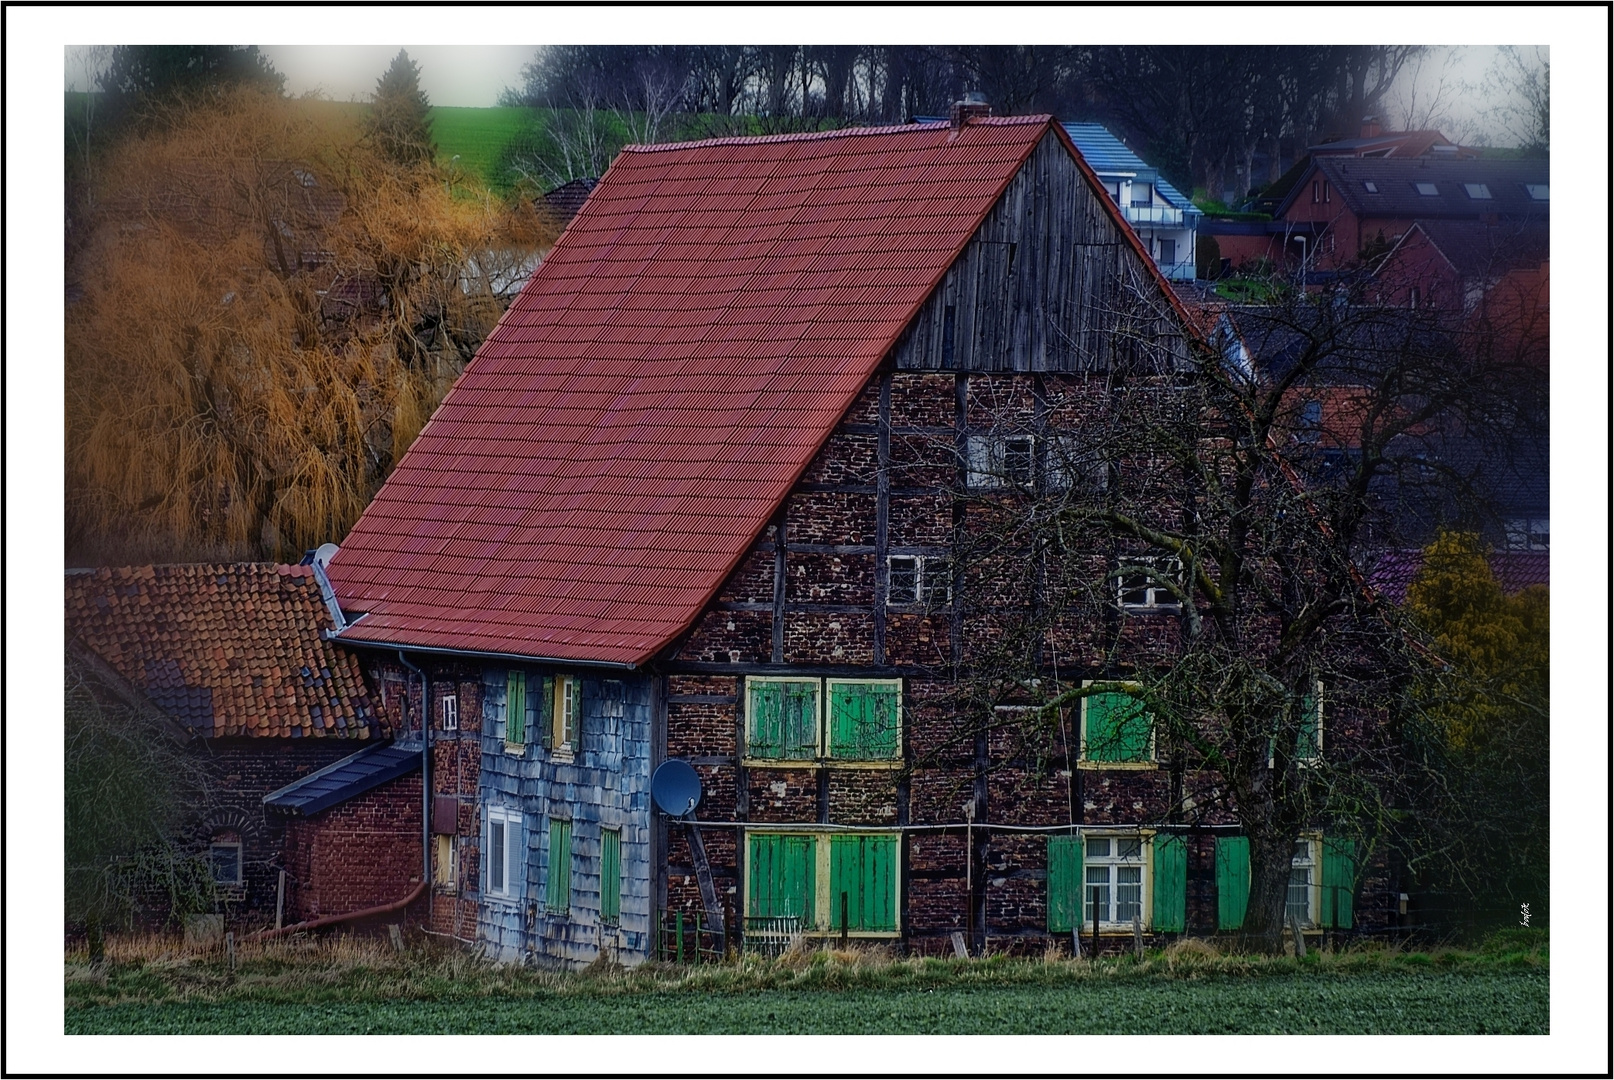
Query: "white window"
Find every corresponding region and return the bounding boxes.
[887,555,951,605]
[1523,183,1548,201]
[1288,839,1319,928]
[435,834,458,886]
[553,676,579,749]
[1118,556,1182,613]
[966,433,1036,489]
[1462,182,1492,199]
[1131,184,1153,207]
[1504,517,1549,551]
[210,842,243,886]
[486,805,521,901]
[440,693,458,731]
[1158,238,1176,266]
[1413,181,1440,196]
[1083,835,1146,927]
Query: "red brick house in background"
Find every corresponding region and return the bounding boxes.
[64,562,421,929]
[324,106,1384,964]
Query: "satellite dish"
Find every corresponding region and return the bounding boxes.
[651,759,702,817]
[313,543,340,569]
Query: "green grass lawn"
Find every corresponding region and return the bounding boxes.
[430,106,538,189]
[66,970,1546,1034]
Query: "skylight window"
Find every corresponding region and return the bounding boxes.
[1361,181,1379,193]
[1524,183,1549,200]
[1413,182,1440,196]
[1462,183,1492,199]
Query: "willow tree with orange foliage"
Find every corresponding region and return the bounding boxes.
[66,88,557,566]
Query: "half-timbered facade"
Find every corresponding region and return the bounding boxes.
[326,108,1384,967]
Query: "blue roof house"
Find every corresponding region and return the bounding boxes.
[1065,123,1202,281]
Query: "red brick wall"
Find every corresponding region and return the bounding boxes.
[282,771,423,923]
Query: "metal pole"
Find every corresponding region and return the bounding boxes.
[275,869,286,930]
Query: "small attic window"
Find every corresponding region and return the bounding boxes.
[1462,183,1492,199]
[1413,182,1440,196]
[1361,181,1379,194]
[1524,183,1549,201]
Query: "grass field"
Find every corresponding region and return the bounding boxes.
[64,930,1547,1035]
[430,106,537,189]
[68,970,1545,1034]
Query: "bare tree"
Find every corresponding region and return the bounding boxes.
[1482,46,1549,152]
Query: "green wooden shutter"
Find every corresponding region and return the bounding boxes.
[747,681,783,758]
[537,675,554,748]
[1216,836,1250,930]
[1320,837,1356,928]
[829,683,899,760]
[828,834,899,932]
[747,833,815,925]
[1298,690,1321,760]
[784,683,819,759]
[506,671,526,744]
[1152,833,1187,932]
[1086,689,1151,763]
[547,819,572,913]
[1047,835,1083,932]
[600,828,621,924]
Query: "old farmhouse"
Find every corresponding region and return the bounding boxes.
[323,107,1379,967]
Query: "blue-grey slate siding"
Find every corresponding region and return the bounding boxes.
[476,669,652,968]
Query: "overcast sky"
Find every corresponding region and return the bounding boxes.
[65,42,1531,145]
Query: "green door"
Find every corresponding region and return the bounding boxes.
[1152,833,1187,932]
[1215,836,1250,930]
[829,834,898,932]
[1047,835,1083,932]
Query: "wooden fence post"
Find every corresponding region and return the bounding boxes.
[275,870,286,930]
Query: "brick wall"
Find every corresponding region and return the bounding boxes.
[281,771,424,923]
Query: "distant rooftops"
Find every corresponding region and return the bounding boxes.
[1063,123,1200,217]
[1279,156,1550,220]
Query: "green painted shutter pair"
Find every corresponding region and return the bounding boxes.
[748,681,819,759]
[828,683,899,759]
[1215,835,1355,929]
[747,833,816,924]
[1046,834,1186,933]
[600,828,622,924]
[829,834,898,931]
[1268,691,1322,763]
[1084,690,1152,762]
[547,819,572,913]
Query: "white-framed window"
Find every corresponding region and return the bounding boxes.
[1288,837,1320,928]
[210,841,243,886]
[1118,555,1182,613]
[1131,183,1153,208]
[1158,237,1176,266]
[1504,517,1549,551]
[886,555,951,606]
[966,433,1036,489]
[1078,681,1156,768]
[1083,834,1146,927]
[1462,182,1492,199]
[485,805,521,901]
[745,676,902,763]
[1413,181,1440,196]
[553,675,580,749]
[441,693,458,731]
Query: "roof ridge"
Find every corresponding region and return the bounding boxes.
[622,114,1050,154]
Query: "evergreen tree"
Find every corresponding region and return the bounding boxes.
[367,49,436,166]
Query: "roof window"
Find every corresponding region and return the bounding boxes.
[1462,183,1492,199]
[1524,183,1549,201]
[1413,182,1440,197]
[1361,181,1379,193]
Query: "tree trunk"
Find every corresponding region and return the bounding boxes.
[86,912,106,964]
[1240,830,1295,954]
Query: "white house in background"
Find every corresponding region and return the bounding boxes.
[1065,123,1202,281]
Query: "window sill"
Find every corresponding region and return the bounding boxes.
[550,748,576,764]
[1121,606,1181,616]
[1076,760,1158,771]
[504,743,526,757]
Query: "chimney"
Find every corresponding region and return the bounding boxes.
[950,91,992,130]
[1360,115,1382,138]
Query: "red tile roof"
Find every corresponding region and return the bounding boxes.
[327,117,1109,666]
[65,564,382,739]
